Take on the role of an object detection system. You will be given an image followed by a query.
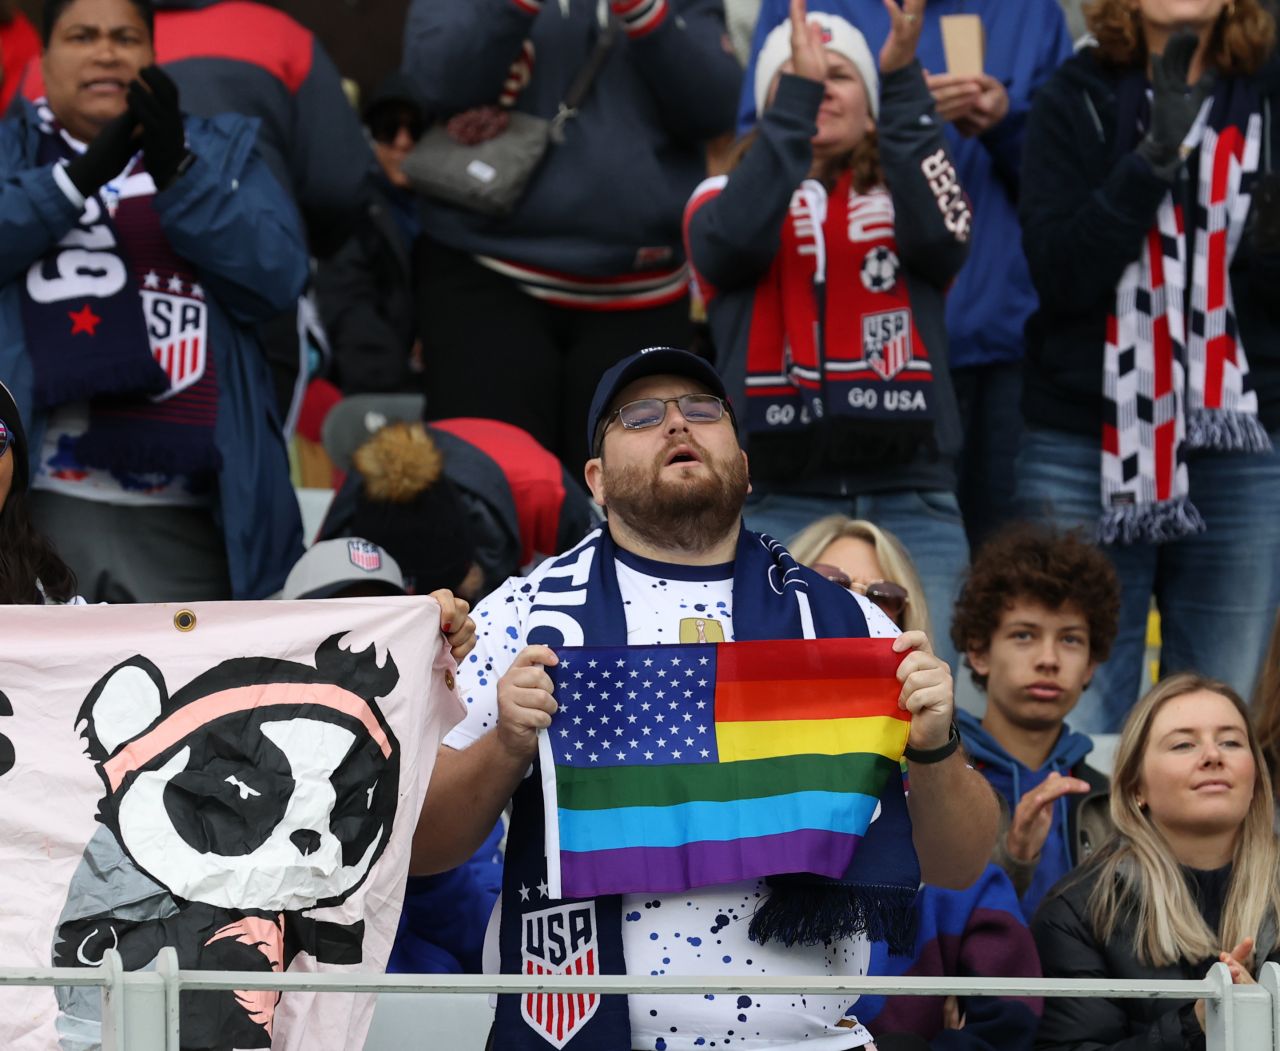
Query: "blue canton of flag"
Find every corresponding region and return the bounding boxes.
[551,646,719,769]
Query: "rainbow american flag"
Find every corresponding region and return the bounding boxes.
[539,637,909,899]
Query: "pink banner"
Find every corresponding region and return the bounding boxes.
[0,597,464,1051]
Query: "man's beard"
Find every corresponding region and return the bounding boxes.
[601,441,749,555]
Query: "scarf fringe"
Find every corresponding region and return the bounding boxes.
[1185,409,1274,453]
[73,429,223,475]
[749,883,919,957]
[32,357,169,412]
[1097,496,1206,546]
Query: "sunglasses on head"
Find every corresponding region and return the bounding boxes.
[369,111,425,145]
[811,563,909,622]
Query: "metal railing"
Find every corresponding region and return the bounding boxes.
[3,952,1280,1050]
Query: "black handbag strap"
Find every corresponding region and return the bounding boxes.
[551,14,617,140]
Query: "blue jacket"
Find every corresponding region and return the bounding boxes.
[956,709,1108,920]
[856,863,1041,1050]
[0,102,308,598]
[402,0,741,279]
[387,821,502,974]
[740,0,1072,369]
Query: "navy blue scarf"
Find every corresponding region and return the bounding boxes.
[495,525,920,1050]
[20,106,220,475]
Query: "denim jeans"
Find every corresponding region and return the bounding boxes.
[743,489,970,671]
[952,362,1023,553]
[1015,427,1280,733]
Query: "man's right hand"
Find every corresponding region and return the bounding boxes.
[1005,771,1091,863]
[495,645,559,760]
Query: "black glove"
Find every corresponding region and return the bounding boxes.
[1136,28,1218,179]
[128,65,190,189]
[65,107,140,198]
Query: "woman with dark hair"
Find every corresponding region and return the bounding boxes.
[1017,0,1280,732]
[0,0,308,604]
[1033,673,1280,1049]
[0,379,77,604]
[685,0,972,670]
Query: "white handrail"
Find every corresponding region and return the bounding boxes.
[0,964,1212,996]
[0,955,1274,1051]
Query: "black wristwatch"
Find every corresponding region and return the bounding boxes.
[904,721,961,765]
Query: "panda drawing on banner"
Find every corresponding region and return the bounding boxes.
[51,634,402,1051]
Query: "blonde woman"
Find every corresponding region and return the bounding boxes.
[1032,673,1280,1050]
[787,514,930,637]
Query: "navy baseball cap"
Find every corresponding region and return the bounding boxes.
[587,347,732,458]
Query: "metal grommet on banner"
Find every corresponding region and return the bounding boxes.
[445,670,456,691]
[174,610,197,633]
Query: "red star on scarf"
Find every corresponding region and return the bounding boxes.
[68,304,102,336]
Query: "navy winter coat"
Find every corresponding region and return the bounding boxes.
[0,102,308,598]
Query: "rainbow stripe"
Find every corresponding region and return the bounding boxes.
[541,638,909,898]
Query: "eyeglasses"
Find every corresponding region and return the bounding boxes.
[599,393,729,446]
[811,563,909,622]
[369,112,425,146]
[0,419,10,458]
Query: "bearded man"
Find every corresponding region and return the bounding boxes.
[410,347,997,1051]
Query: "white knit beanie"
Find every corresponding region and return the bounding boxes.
[753,12,880,120]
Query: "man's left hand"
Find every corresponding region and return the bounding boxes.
[894,631,953,750]
[430,589,477,661]
[952,74,1009,137]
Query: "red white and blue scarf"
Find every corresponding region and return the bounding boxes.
[691,169,936,476]
[1101,76,1272,544]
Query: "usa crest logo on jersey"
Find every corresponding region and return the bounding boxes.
[521,901,601,1048]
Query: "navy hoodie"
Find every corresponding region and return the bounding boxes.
[956,709,1096,920]
[401,0,741,280]
[150,0,373,257]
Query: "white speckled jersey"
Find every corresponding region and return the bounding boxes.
[449,548,899,1050]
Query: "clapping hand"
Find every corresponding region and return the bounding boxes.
[1005,771,1092,863]
[1138,28,1216,177]
[787,0,827,85]
[65,106,139,197]
[924,73,1010,136]
[1195,937,1256,1031]
[880,0,925,75]
[128,66,189,189]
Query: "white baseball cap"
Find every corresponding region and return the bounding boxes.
[281,538,408,600]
